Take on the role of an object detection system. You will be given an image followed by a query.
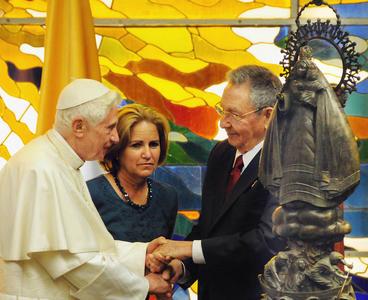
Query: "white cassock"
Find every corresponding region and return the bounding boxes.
[0,129,149,300]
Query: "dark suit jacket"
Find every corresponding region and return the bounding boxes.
[182,140,284,300]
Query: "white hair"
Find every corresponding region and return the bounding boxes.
[54,90,120,132]
[228,65,282,109]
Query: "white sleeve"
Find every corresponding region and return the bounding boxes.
[114,240,147,275]
[33,251,149,300]
[192,240,206,264]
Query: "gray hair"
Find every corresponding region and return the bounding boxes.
[227,65,282,109]
[54,90,120,131]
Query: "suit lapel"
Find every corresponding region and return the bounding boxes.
[210,145,235,221]
[209,151,261,233]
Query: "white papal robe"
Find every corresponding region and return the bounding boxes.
[0,129,149,299]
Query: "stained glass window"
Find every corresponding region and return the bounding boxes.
[1,0,368,295]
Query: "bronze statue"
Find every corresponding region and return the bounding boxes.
[258,45,360,299]
[260,46,360,211]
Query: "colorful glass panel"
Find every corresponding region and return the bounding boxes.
[1,2,368,297]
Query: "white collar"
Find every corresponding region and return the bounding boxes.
[47,129,84,170]
[234,141,263,172]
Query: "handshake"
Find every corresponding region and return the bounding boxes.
[145,237,193,300]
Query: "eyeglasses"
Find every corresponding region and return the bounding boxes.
[214,102,265,122]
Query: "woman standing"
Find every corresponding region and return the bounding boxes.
[88,104,178,242]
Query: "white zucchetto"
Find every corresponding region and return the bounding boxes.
[57,78,110,110]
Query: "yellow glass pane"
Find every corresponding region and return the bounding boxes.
[22,25,45,37]
[0,59,20,97]
[0,39,42,69]
[100,64,109,77]
[0,113,11,143]
[127,27,193,52]
[120,33,146,52]
[299,0,337,5]
[137,73,193,103]
[171,51,196,59]
[1,90,29,121]
[98,56,133,75]
[90,0,125,18]
[168,131,188,142]
[299,0,367,4]
[3,7,31,17]
[146,0,258,19]
[138,44,208,73]
[185,87,220,107]
[112,0,185,19]
[191,280,198,294]
[0,1,13,13]
[20,104,37,133]
[99,36,141,67]
[0,25,44,47]
[95,27,128,40]
[179,97,206,107]
[257,0,290,8]
[2,107,33,144]
[0,144,10,161]
[18,82,40,110]
[8,0,46,12]
[192,34,259,69]
[188,27,199,35]
[198,27,251,50]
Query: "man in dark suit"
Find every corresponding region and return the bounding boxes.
[153,65,285,300]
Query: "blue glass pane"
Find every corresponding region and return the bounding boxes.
[358,48,368,73]
[344,25,368,40]
[173,285,190,300]
[344,92,368,118]
[345,163,368,208]
[152,165,206,210]
[345,164,368,237]
[357,79,368,94]
[275,26,290,45]
[6,61,41,89]
[344,210,368,237]
[332,3,368,18]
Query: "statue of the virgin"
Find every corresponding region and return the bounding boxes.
[259,46,360,209]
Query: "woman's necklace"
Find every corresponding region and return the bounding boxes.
[112,173,152,211]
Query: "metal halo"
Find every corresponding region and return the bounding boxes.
[280,0,361,106]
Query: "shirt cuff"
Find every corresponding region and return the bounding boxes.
[176,260,188,284]
[192,240,206,264]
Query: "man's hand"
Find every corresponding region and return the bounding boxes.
[147,236,167,254]
[162,259,184,283]
[154,240,193,261]
[146,272,172,299]
[146,237,170,273]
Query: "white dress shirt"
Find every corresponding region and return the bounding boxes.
[192,141,264,264]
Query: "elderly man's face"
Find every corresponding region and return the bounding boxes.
[219,82,268,153]
[83,107,119,161]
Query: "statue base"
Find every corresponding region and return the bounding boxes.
[259,274,355,300]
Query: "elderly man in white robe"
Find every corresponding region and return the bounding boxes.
[0,79,171,300]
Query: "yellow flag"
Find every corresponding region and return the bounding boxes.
[36,0,101,135]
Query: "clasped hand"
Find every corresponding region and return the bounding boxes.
[145,237,187,299]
